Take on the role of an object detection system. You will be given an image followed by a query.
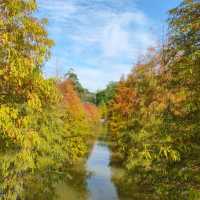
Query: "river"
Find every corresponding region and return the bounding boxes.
[87,141,118,200]
[56,140,125,200]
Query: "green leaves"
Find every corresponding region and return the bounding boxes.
[107,1,200,199]
[0,1,99,199]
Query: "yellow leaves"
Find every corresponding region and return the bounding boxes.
[170,90,187,104]
[23,131,40,149]
[0,105,18,119]
[0,106,23,144]
[141,147,152,160]
[0,106,18,128]
[159,146,180,161]
[27,92,42,111]
[0,1,98,198]
[157,102,166,112]
[1,33,8,44]
[7,0,37,16]
[0,68,4,76]
[16,149,36,170]
[169,89,188,116]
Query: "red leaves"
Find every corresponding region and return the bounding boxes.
[83,103,100,123]
[58,79,100,123]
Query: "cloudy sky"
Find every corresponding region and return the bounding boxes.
[36,0,181,91]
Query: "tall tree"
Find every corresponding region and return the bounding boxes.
[108,1,200,199]
[0,1,99,199]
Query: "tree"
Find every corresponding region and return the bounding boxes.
[65,68,85,96]
[96,82,117,106]
[0,1,99,199]
[65,68,96,103]
[108,1,200,198]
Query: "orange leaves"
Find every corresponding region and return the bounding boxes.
[83,103,100,123]
[58,79,83,116]
[111,82,138,116]
[58,78,100,126]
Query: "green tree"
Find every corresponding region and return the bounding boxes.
[65,68,84,96]
[65,68,96,103]
[96,82,117,106]
[0,1,98,199]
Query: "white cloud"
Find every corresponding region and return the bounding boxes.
[37,0,158,91]
[74,64,130,92]
[67,8,155,58]
[101,21,130,57]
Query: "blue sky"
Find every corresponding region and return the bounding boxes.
[36,0,181,91]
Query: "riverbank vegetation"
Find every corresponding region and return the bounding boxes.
[0,1,100,199]
[107,0,200,199]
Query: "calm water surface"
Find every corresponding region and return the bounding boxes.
[57,140,122,200]
[87,141,118,200]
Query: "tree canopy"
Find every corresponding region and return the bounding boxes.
[107,0,200,199]
[0,1,100,199]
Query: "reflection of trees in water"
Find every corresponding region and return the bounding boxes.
[0,125,97,200]
[0,137,97,200]
[23,170,62,200]
[111,168,157,200]
[111,165,199,200]
[0,136,97,200]
[0,168,58,200]
[0,162,89,200]
[56,165,89,200]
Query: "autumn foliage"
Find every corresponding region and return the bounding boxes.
[83,103,100,124]
[108,0,200,199]
[0,0,199,199]
[0,1,100,199]
[58,79,100,130]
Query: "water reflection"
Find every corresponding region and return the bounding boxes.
[54,160,91,200]
[56,168,89,200]
[26,166,89,200]
[86,141,118,200]
[1,139,154,200]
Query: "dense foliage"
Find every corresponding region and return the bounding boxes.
[0,0,199,199]
[96,82,117,120]
[96,82,117,106]
[108,0,200,199]
[0,1,99,199]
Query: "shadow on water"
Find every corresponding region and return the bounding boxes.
[55,167,89,200]
[33,139,141,200]
[56,139,138,200]
[0,135,148,200]
[55,140,120,200]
